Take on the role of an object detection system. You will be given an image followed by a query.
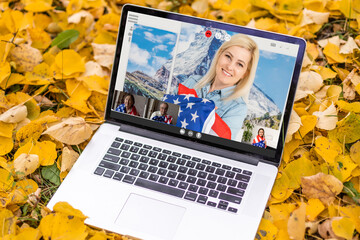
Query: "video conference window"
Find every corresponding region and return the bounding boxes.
[113,15,298,150]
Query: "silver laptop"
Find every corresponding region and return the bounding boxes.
[48,4,305,239]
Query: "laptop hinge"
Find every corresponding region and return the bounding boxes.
[115,122,259,166]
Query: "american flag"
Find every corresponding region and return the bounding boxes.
[115,104,138,115]
[252,135,266,148]
[152,115,173,124]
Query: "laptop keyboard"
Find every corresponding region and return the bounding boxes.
[94,137,252,214]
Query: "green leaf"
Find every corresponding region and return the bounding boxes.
[343,181,360,204]
[41,163,61,186]
[51,29,80,49]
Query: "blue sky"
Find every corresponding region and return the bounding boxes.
[127,24,177,76]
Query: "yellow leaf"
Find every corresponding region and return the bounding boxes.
[224,9,250,25]
[331,112,360,144]
[337,100,360,113]
[42,117,93,145]
[312,103,338,130]
[10,44,43,73]
[319,67,337,80]
[294,115,317,140]
[0,62,11,88]
[314,136,342,164]
[0,105,27,123]
[28,27,52,50]
[285,110,301,143]
[333,155,357,182]
[23,0,53,12]
[339,0,358,18]
[0,168,14,192]
[0,121,14,138]
[91,43,116,69]
[287,203,306,240]
[55,49,85,76]
[24,62,53,85]
[306,42,319,60]
[34,13,52,30]
[303,0,327,11]
[16,115,58,143]
[326,85,342,102]
[350,141,360,165]
[0,208,16,237]
[250,0,275,11]
[276,0,303,14]
[270,203,296,224]
[306,198,325,221]
[79,75,108,94]
[0,136,13,155]
[61,146,79,172]
[283,139,301,163]
[16,227,41,240]
[13,153,40,176]
[301,172,343,205]
[271,172,293,200]
[323,43,349,63]
[36,141,57,166]
[340,206,360,233]
[283,156,316,189]
[53,201,87,219]
[332,217,355,239]
[256,218,278,239]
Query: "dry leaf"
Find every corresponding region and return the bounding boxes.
[350,141,360,165]
[300,8,329,26]
[301,172,343,205]
[331,217,355,240]
[10,44,43,73]
[312,103,337,130]
[42,117,93,145]
[340,37,359,54]
[61,146,79,172]
[285,110,301,143]
[318,219,338,239]
[13,153,40,176]
[91,43,116,69]
[0,105,28,123]
[287,203,306,240]
[81,61,107,77]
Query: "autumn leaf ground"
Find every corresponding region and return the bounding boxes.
[0,0,360,239]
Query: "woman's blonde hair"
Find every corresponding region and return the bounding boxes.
[194,33,259,101]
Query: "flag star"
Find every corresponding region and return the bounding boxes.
[173,98,180,105]
[186,102,195,109]
[180,119,189,128]
[201,98,210,103]
[178,108,182,116]
[191,111,199,123]
[183,94,192,101]
[162,95,167,101]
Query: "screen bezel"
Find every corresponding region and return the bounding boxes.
[105,4,306,165]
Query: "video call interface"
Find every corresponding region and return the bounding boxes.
[112,11,300,151]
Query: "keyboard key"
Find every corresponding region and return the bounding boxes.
[228,207,238,213]
[119,158,129,165]
[124,140,133,144]
[129,161,139,168]
[217,177,227,184]
[149,174,159,181]
[232,167,242,173]
[134,142,142,147]
[202,159,211,165]
[123,175,136,184]
[143,144,152,149]
[235,174,251,182]
[192,157,201,162]
[169,164,178,171]
[197,171,207,179]
[157,153,167,160]
[111,141,121,148]
[140,156,150,163]
[121,152,131,158]
[219,193,242,204]
[209,190,219,198]
[176,159,186,165]
[218,200,228,210]
[159,161,169,168]
[198,187,209,195]
[197,195,208,204]
[212,162,221,167]
[184,192,197,201]
[120,166,130,174]
[153,147,161,152]
[215,168,225,176]
[188,184,198,192]
[188,169,197,176]
[103,154,119,163]
[238,182,248,190]
[148,166,158,173]
[103,169,114,178]
[113,172,124,181]
[205,166,215,173]
[135,178,185,198]
[207,174,217,181]
[186,161,196,168]
[107,148,121,156]
[157,168,167,176]
[162,149,171,154]
[149,159,159,166]
[139,149,149,155]
[172,152,181,157]
[186,176,196,184]
[99,161,120,171]
[178,166,188,173]
[120,144,130,150]
[148,151,158,158]
[94,167,105,175]
[225,171,235,178]
[115,137,123,142]
[182,154,191,160]
[138,163,148,170]
[139,171,149,179]
[195,163,205,170]
[206,181,216,189]
[207,201,216,207]
[167,156,177,163]
[227,187,245,197]
[159,176,169,184]
[167,171,177,178]
[129,169,140,176]
[168,179,179,187]
[222,165,231,170]
[216,184,227,192]
[130,146,139,153]
[196,179,207,186]
[243,170,252,176]
[130,154,140,161]
[179,182,189,190]
[227,179,237,187]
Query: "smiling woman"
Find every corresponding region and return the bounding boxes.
[178,34,259,140]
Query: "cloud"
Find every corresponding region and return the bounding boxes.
[260,50,277,60]
[177,23,203,54]
[144,31,176,44]
[153,44,168,52]
[128,43,151,66]
[152,56,168,66]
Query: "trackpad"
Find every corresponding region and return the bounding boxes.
[115,194,186,239]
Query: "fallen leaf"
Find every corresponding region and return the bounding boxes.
[256,218,278,239]
[13,153,40,176]
[91,43,116,69]
[312,103,338,130]
[350,141,360,165]
[54,49,85,76]
[53,201,87,219]
[81,61,107,77]
[0,121,14,138]
[285,110,301,143]
[331,112,360,144]
[0,136,14,155]
[283,156,316,189]
[61,146,79,172]
[323,43,349,63]
[318,219,338,239]
[0,208,16,237]
[42,117,93,145]
[294,115,317,140]
[287,203,306,240]
[0,105,28,123]
[306,198,325,221]
[339,206,360,233]
[314,136,342,164]
[332,217,355,239]
[0,168,14,192]
[300,8,329,26]
[301,172,343,205]
[340,37,359,54]
[9,44,43,73]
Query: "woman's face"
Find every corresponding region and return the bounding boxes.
[215,46,252,89]
[259,129,264,137]
[124,96,133,108]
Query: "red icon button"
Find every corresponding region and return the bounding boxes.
[205,30,212,37]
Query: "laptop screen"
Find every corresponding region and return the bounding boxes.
[107,5,305,163]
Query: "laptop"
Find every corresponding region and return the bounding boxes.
[48,4,305,239]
